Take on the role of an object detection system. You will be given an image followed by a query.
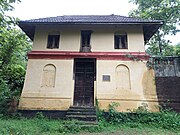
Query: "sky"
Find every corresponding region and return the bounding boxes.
[7,0,179,44]
[9,0,137,19]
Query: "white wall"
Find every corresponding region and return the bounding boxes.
[32,25,145,52]
[19,59,74,110]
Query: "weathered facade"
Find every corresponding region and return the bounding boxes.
[153,57,180,112]
[18,15,163,112]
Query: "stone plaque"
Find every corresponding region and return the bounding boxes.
[102,75,110,82]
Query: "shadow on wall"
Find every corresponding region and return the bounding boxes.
[153,57,180,112]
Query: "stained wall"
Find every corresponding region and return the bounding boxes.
[153,57,180,112]
[19,24,159,112]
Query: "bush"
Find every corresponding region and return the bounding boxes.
[0,78,21,116]
[101,102,180,132]
[0,28,32,116]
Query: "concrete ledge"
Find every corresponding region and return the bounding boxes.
[18,97,71,110]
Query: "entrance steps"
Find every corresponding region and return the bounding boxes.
[66,106,97,123]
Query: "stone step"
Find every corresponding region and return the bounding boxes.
[69,106,96,111]
[70,106,95,109]
[66,106,97,122]
[68,108,96,112]
[67,111,96,115]
[66,114,97,121]
[68,109,96,113]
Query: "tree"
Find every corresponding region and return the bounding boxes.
[174,43,180,56]
[0,0,20,27]
[129,0,180,56]
[0,0,32,114]
[0,27,31,88]
[0,27,32,114]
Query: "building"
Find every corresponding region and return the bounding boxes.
[18,15,163,112]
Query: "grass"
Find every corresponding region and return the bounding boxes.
[0,115,179,135]
[0,103,180,135]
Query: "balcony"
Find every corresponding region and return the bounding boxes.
[80,45,91,52]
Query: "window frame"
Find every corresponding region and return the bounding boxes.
[81,30,92,47]
[114,34,128,49]
[47,34,60,49]
[80,30,93,52]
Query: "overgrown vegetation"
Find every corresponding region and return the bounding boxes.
[0,27,32,115]
[0,0,32,115]
[0,116,101,134]
[98,102,180,133]
[0,103,179,134]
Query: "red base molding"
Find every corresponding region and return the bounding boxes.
[28,51,149,61]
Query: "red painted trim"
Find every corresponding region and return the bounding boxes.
[28,51,149,61]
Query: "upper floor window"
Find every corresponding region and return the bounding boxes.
[80,30,92,52]
[47,35,60,49]
[114,34,128,49]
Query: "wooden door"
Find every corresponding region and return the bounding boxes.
[74,59,95,106]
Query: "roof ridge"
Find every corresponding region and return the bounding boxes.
[21,15,162,23]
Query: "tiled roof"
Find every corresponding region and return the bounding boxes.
[20,15,161,24]
[18,15,163,42]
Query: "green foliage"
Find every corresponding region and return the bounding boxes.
[174,43,180,56]
[61,120,82,133]
[129,0,180,56]
[0,79,10,114]
[126,53,141,61]
[35,112,46,119]
[128,102,150,113]
[146,41,180,56]
[0,0,20,27]
[0,0,32,116]
[0,27,32,115]
[102,102,180,132]
[0,110,179,135]
[95,99,107,127]
[129,0,180,35]
[107,102,121,123]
